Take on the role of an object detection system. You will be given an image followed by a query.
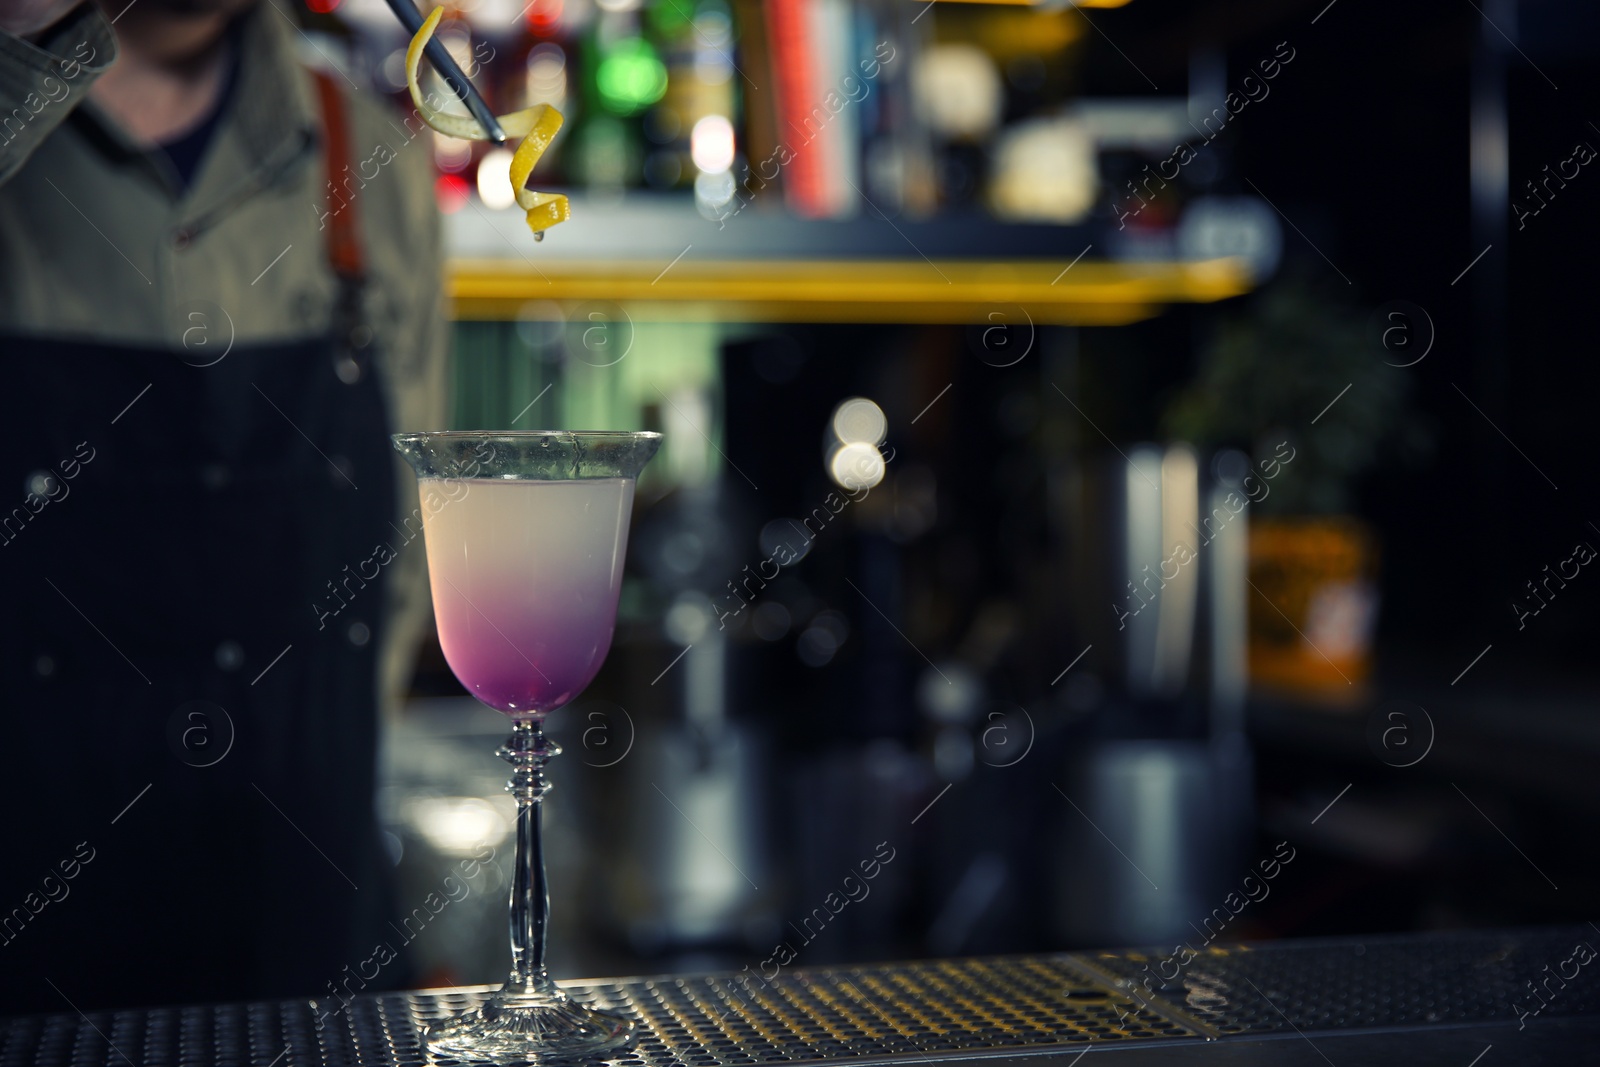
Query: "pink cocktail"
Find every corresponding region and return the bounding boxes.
[421,478,633,714]
[393,431,660,1062]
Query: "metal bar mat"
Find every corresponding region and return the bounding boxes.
[4,928,1595,1066]
[1084,926,1600,1037]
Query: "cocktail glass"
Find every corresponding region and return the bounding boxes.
[392,431,661,1062]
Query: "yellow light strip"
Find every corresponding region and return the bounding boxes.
[447,257,1250,326]
[916,0,1130,6]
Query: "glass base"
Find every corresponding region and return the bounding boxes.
[426,978,635,1063]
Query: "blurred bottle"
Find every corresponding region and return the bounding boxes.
[496,0,582,183]
[548,0,668,191]
[643,0,739,214]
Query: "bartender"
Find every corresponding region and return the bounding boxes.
[0,0,446,1015]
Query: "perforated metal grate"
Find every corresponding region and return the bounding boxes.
[6,930,1597,1066]
[0,957,1197,1067]
[1085,927,1600,1037]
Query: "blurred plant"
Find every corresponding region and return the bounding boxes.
[1163,274,1429,514]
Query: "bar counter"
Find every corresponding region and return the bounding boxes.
[4,927,1594,1066]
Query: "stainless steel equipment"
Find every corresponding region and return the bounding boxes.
[1053,446,1256,948]
[6,927,1596,1066]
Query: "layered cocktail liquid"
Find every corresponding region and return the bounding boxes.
[419,477,634,715]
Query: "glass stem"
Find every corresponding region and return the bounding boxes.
[501,717,560,992]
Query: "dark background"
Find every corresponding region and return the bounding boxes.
[431,0,1600,979]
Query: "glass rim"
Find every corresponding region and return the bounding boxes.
[392,430,663,441]
[392,430,663,481]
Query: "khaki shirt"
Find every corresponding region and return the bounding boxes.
[0,2,449,715]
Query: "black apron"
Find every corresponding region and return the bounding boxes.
[0,75,405,1013]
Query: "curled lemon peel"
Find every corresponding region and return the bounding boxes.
[405,7,570,236]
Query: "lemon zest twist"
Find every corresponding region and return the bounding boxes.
[405,7,569,236]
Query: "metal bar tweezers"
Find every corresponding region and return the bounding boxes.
[381,0,507,144]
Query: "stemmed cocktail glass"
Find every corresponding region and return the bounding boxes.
[392,431,661,1062]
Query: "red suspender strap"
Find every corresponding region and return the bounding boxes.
[312,69,366,282]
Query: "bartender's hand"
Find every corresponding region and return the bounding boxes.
[0,0,85,39]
